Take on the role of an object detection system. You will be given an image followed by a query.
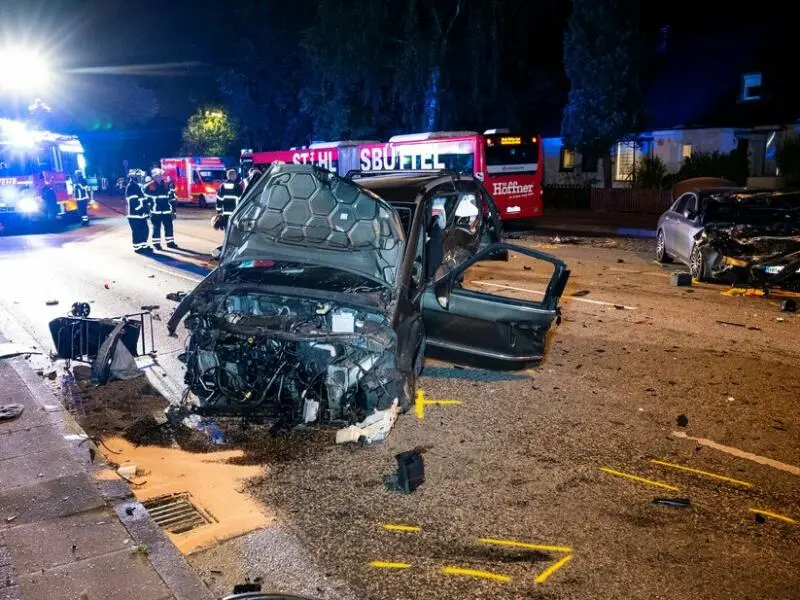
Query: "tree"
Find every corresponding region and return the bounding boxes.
[181,107,237,156]
[560,0,647,187]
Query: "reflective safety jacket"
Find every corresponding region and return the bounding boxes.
[216,179,242,216]
[125,181,150,218]
[145,180,176,215]
[74,181,89,202]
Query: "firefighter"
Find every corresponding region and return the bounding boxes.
[73,170,90,226]
[213,168,242,231]
[125,169,152,254]
[242,166,263,192]
[145,168,178,250]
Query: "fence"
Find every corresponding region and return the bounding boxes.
[590,188,673,214]
[542,185,592,210]
[543,185,673,214]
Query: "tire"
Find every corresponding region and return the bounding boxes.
[197,195,207,208]
[690,243,706,281]
[655,229,672,263]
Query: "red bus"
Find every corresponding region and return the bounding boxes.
[242,129,543,220]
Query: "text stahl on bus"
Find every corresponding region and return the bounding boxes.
[241,129,543,221]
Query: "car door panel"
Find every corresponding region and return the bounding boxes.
[674,194,699,261]
[421,242,569,370]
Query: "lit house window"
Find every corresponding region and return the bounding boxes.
[560,148,576,172]
[682,144,692,159]
[742,73,762,101]
[615,142,635,181]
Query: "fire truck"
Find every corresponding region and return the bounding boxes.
[241,129,543,220]
[160,156,228,207]
[0,118,86,228]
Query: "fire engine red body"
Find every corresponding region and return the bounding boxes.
[242,130,543,220]
[0,118,86,226]
[160,157,228,207]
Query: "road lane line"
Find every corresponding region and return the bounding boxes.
[148,265,204,283]
[478,538,572,554]
[650,459,754,488]
[672,431,800,477]
[382,524,421,533]
[441,566,511,583]
[748,508,797,524]
[473,281,638,310]
[600,467,679,491]
[534,554,574,584]
[370,561,413,569]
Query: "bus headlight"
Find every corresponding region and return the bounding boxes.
[17,196,41,213]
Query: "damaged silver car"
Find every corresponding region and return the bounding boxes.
[656,186,800,286]
[167,164,569,428]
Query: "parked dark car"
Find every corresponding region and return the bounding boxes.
[168,164,569,427]
[656,185,800,285]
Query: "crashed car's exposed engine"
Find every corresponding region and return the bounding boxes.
[181,289,403,426]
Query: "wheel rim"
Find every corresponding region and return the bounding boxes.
[691,248,702,277]
[656,232,665,258]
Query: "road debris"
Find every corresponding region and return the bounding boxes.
[384,449,425,493]
[336,400,398,444]
[45,299,59,306]
[652,498,692,509]
[69,302,91,317]
[0,404,24,421]
[716,320,746,328]
[671,272,692,286]
[677,414,689,427]
[166,291,187,302]
[0,343,42,359]
[572,289,590,297]
[781,298,797,312]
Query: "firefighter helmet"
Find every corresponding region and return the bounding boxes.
[151,167,164,177]
[127,169,146,182]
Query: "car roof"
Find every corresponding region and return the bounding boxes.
[356,173,468,204]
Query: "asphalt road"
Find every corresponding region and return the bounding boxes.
[1,198,799,600]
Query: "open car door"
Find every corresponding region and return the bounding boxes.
[421,242,569,370]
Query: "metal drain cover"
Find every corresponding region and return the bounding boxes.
[142,493,214,534]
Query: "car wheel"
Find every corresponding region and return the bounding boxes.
[197,194,206,208]
[655,229,672,263]
[690,243,706,281]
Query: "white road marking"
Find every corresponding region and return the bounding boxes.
[148,265,204,283]
[672,431,800,477]
[473,281,638,310]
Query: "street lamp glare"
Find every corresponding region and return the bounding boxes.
[0,47,51,93]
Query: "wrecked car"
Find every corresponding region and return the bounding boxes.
[167,164,569,427]
[656,187,800,286]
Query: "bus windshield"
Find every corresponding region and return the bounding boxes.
[485,140,539,174]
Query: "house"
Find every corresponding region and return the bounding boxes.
[541,20,800,187]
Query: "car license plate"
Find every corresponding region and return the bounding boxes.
[765,266,785,274]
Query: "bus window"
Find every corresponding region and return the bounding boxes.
[485,140,539,174]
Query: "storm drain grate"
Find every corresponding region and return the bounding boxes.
[142,493,215,534]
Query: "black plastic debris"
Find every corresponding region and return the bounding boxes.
[781,299,797,313]
[754,513,766,524]
[572,290,590,297]
[384,449,425,494]
[671,272,692,286]
[45,299,59,306]
[141,304,160,311]
[652,498,691,509]
[70,302,91,317]
[676,414,689,427]
[166,291,187,302]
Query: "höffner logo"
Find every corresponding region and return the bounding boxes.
[493,181,534,196]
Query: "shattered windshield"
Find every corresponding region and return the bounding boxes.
[224,164,406,287]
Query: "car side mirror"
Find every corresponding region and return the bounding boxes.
[434,277,452,310]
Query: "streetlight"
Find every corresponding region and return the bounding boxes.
[0,46,51,93]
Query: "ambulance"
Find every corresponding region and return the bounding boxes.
[160,156,228,207]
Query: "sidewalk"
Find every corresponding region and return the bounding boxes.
[530,209,659,238]
[0,351,213,600]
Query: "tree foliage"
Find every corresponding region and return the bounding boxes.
[560,0,647,186]
[776,135,800,183]
[181,107,238,156]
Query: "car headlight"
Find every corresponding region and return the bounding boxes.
[205,185,216,193]
[17,196,41,214]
